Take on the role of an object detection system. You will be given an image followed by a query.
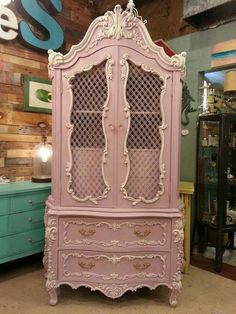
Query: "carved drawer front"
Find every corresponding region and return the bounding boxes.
[58,250,170,283]
[59,218,171,250]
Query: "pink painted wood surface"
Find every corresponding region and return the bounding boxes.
[45,4,184,306]
[58,217,172,251]
[58,250,170,283]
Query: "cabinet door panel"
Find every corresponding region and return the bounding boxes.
[60,48,117,208]
[117,49,172,208]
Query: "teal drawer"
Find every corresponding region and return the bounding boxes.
[10,191,48,213]
[0,215,9,236]
[8,209,44,235]
[0,197,10,216]
[0,228,44,259]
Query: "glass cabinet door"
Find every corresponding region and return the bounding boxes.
[226,119,236,226]
[197,120,220,225]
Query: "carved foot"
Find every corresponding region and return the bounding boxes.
[49,287,60,305]
[169,288,179,307]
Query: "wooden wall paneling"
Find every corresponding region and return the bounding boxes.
[0,111,51,127]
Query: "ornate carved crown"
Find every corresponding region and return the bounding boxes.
[48,0,186,79]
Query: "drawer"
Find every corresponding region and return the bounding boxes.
[59,250,170,283]
[10,191,48,213]
[0,228,44,259]
[9,209,44,235]
[59,218,171,250]
[0,210,44,237]
[0,197,10,216]
[0,215,9,236]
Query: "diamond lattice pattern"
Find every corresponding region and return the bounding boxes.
[69,61,108,199]
[124,60,164,201]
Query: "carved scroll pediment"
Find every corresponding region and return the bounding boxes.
[87,5,148,52]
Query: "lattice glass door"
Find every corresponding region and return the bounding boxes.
[120,56,168,206]
[66,59,111,204]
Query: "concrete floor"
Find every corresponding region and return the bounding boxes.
[0,263,236,314]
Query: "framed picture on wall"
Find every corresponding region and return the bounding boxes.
[24,76,52,113]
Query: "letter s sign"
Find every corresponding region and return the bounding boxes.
[17,0,64,51]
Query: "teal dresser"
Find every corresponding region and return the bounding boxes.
[0,181,51,264]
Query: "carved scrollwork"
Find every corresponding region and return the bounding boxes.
[98,284,129,299]
[170,52,187,81]
[63,220,167,247]
[45,217,58,292]
[120,55,169,205]
[48,49,64,79]
[62,253,167,280]
[170,216,184,306]
[66,55,114,204]
[87,5,149,52]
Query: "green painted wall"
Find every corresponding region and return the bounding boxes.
[168,20,236,182]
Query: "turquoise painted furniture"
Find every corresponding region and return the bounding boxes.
[0,181,51,264]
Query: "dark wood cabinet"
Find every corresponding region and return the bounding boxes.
[196,113,236,271]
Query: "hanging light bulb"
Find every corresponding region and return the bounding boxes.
[37,142,52,163]
[32,122,52,183]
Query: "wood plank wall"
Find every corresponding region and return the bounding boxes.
[0,0,94,182]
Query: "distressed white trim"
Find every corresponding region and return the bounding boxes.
[65,55,114,204]
[120,54,170,205]
[48,5,186,77]
[62,253,167,280]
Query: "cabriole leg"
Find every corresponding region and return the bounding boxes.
[49,287,60,305]
[169,288,179,307]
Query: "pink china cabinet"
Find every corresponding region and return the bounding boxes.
[44,0,186,306]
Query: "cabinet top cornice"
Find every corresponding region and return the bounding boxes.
[48,2,186,80]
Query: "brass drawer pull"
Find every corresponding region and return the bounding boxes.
[133,229,151,238]
[133,262,151,271]
[28,217,43,224]
[78,261,95,270]
[28,238,44,244]
[78,228,96,237]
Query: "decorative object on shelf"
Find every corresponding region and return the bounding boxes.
[44,0,185,306]
[24,76,52,113]
[32,122,52,183]
[181,82,196,125]
[223,70,236,111]
[199,81,210,115]
[0,176,10,184]
[195,113,236,272]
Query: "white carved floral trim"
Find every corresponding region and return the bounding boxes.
[171,216,184,298]
[62,253,167,280]
[45,217,58,292]
[120,54,170,205]
[65,55,114,204]
[48,4,186,79]
[63,220,168,246]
